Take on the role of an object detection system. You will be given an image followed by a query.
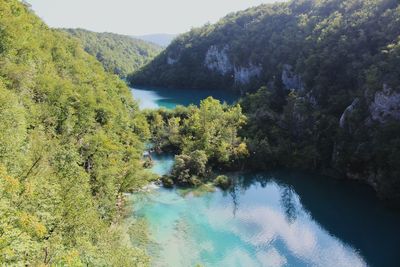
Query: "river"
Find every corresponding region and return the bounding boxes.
[130,86,400,267]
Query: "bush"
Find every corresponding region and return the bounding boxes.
[161,175,174,188]
[143,157,154,168]
[213,175,231,190]
[171,150,209,186]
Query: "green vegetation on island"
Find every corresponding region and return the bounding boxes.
[65,28,162,78]
[145,97,248,187]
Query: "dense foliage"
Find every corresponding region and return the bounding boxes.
[131,0,400,93]
[65,28,161,78]
[239,0,400,199]
[131,0,400,198]
[0,0,152,265]
[145,98,248,186]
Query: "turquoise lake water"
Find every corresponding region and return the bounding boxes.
[130,87,400,267]
[131,86,237,109]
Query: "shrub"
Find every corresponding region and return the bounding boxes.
[213,175,231,190]
[161,175,174,188]
[171,150,209,186]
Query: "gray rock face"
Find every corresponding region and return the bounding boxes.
[339,98,360,128]
[204,45,232,75]
[282,64,304,91]
[167,56,178,65]
[204,45,262,84]
[234,64,262,84]
[369,84,400,123]
[305,92,317,107]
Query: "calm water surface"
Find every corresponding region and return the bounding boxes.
[131,86,237,109]
[130,88,400,267]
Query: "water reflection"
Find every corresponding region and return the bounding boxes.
[131,171,400,267]
[230,185,240,217]
[130,86,400,266]
[131,86,238,110]
[234,171,400,266]
[280,187,297,223]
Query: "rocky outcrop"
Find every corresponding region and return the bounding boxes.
[167,56,178,65]
[234,64,262,84]
[339,98,360,128]
[282,64,304,91]
[204,45,263,85]
[369,84,400,123]
[204,45,232,75]
[346,166,400,199]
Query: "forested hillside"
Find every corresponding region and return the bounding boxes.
[131,0,400,94]
[65,28,161,78]
[131,0,400,198]
[0,0,151,265]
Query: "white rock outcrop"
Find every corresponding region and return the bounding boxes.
[339,98,360,128]
[167,56,178,65]
[204,45,232,75]
[282,64,304,91]
[369,84,400,123]
[204,44,263,84]
[234,64,262,84]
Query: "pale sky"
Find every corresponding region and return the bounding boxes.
[26,0,285,35]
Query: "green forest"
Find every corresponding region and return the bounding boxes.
[0,0,152,265]
[131,0,400,199]
[2,0,400,265]
[65,29,161,78]
[131,0,400,94]
[144,98,248,187]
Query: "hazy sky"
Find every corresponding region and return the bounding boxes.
[26,0,285,36]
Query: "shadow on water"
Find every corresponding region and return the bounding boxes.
[235,171,400,267]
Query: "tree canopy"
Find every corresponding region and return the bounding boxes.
[0,0,151,265]
[130,0,400,198]
[145,98,248,187]
[131,0,400,98]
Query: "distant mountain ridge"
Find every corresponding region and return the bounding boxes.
[64,28,162,77]
[135,33,178,47]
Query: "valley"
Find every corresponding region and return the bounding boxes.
[2,0,400,266]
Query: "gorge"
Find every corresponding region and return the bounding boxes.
[2,0,400,266]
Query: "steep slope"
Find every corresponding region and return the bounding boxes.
[65,28,162,78]
[0,0,150,265]
[131,0,400,198]
[131,0,400,95]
